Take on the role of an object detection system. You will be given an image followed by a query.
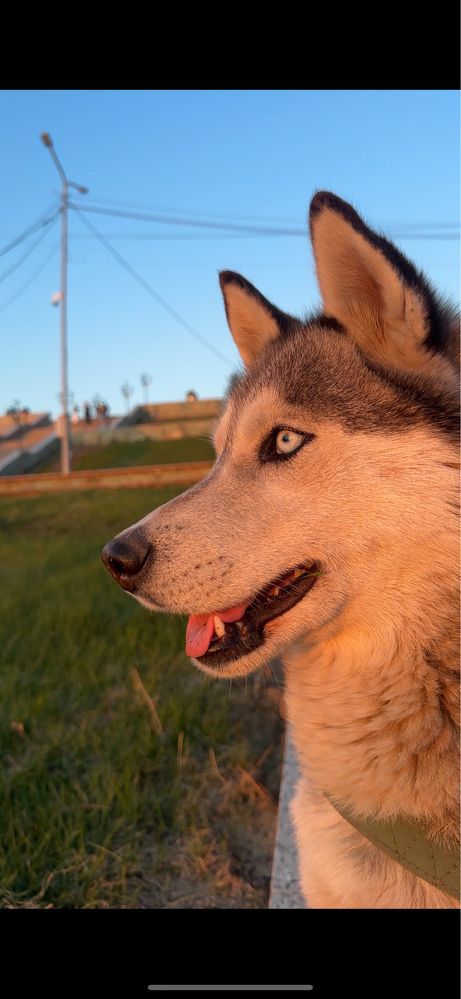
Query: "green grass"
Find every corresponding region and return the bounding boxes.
[0,488,282,909]
[35,436,215,473]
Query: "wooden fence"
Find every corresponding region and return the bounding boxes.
[0,461,213,498]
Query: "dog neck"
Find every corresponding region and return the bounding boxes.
[283,589,460,841]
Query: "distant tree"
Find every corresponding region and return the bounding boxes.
[7,400,29,422]
[92,394,107,421]
[7,400,20,418]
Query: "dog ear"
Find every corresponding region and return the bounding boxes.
[219,271,291,366]
[309,191,452,375]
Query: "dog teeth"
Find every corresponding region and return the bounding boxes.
[214,615,226,638]
[268,569,306,599]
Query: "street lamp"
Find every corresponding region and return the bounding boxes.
[140,372,152,406]
[120,382,134,415]
[41,132,88,474]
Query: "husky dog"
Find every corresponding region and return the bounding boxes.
[102,192,459,909]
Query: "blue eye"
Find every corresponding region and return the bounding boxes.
[276,429,305,454]
[259,426,315,463]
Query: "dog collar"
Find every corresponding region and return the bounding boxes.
[324,792,460,902]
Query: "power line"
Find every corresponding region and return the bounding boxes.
[0,202,59,259]
[0,241,60,313]
[72,208,234,367]
[68,229,460,242]
[69,202,306,236]
[72,193,461,230]
[0,212,59,285]
[81,193,303,225]
[68,203,459,241]
[391,222,460,229]
[391,232,460,241]
[68,231,293,241]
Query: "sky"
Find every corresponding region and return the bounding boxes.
[0,89,459,418]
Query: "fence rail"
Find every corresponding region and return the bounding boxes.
[0,460,213,497]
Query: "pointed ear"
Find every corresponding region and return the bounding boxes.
[219,271,291,366]
[309,191,448,375]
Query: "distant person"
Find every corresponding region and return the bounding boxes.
[71,405,80,426]
[186,390,198,402]
[84,402,92,424]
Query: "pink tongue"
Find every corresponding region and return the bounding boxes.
[185,601,249,658]
[185,614,215,659]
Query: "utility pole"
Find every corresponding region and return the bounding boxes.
[40,133,88,474]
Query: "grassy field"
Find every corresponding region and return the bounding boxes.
[0,487,283,909]
[36,436,215,473]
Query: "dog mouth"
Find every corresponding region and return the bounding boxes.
[187,561,322,668]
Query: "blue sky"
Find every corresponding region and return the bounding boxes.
[0,90,459,417]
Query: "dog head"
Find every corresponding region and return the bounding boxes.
[102,192,459,678]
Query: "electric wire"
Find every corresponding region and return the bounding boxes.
[0,202,59,259]
[67,229,460,242]
[0,212,59,285]
[68,203,460,241]
[69,202,307,236]
[71,193,461,232]
[68,231,295,241]
[72,208,234,367]
[0,241,60,313]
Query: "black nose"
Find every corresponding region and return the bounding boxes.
[101,534,151,591]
